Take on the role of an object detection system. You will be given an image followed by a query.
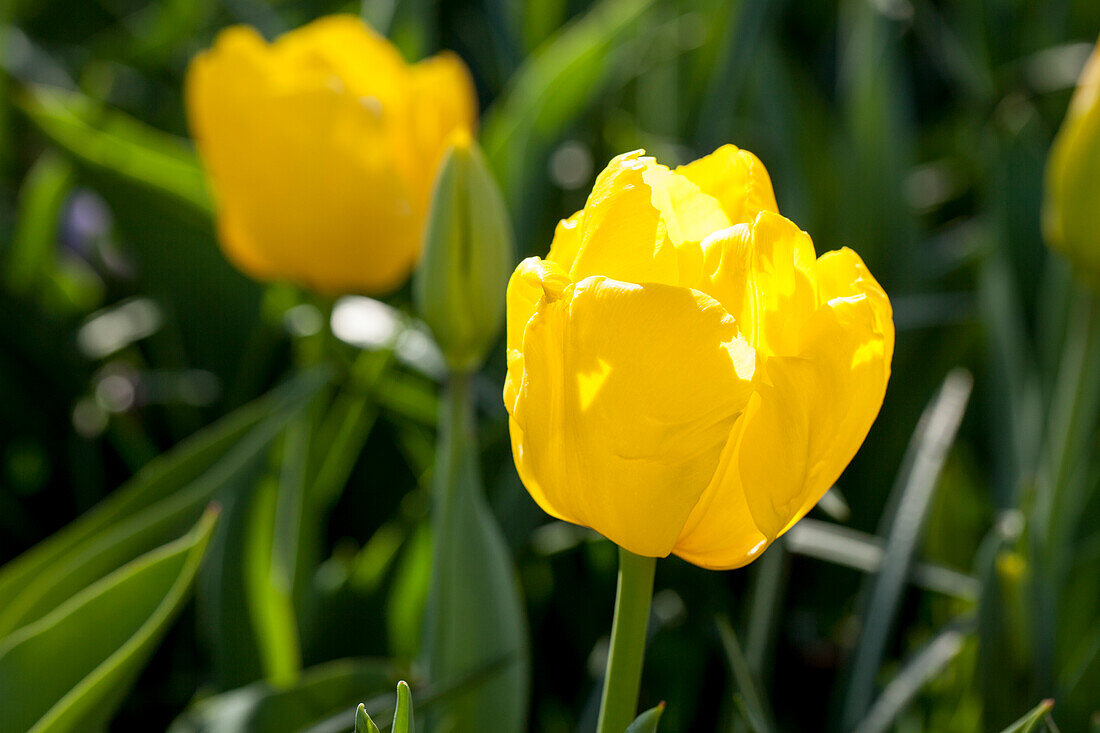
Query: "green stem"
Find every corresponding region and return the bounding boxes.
[597,546,656,733]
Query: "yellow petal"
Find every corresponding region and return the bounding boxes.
[567,151,673,285]
[546,211,585,269]
[503,257,571,412]
[508,274,755,557]
[407,51,479,197]
[738,274,893,541]
[671,413,769,570]
[566,151,730,289]
[697,211,818,355]
[676,144,778,225]
[185,16,477,294]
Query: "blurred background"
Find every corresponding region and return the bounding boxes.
[1,0,1099,731]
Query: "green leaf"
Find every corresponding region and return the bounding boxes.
[0,371,325,639]
[16,84,210,217]
[998,699,1056,733]
[419,376,528,732]
[716,616,776,733]
[625,702,665,733]
[392,680,413,733]
[244,477,302,686]
[0,509,218,733]
[167,658,397,733]
[6,151,74,295]
[355,703,381,733]
[385,520,432,661]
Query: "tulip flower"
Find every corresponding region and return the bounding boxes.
[504,146,894,730]
[506,146,893,569]
[1045,36,1100,285]
[186,15,477,294]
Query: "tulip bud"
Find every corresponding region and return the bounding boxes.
[414,133,515,372]
[1044,38,1100,285]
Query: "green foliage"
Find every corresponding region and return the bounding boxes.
[419,376,529,732]
[0,509,217,732]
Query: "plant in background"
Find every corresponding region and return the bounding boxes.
[980,29,1100,731]
[1044,35,1100,287]
[186,14,476,294]
[505,146,894,730]
[413,136,528,731]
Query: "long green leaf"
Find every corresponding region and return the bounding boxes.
[0,371,325,638]
[6,151,73,294]
[16,84,210,217]
[0,509,218,733]
[419,376,529,732]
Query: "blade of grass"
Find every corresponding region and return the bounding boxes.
[852,620,973,733]
[716,616,776,733]
[785,518,981,602]
[998,699,1056,733]
[840,368,973,728]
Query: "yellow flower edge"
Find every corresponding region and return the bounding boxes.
[504,146,894,570]
[186,15,477,294]
[1044,37,1100,285]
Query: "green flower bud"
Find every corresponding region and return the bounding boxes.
[1045,38,1100,286]
[414,132,515,371]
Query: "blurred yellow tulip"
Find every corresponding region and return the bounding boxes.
[504,147,894,569]
[1045,37,1100,285]
[186,15,477,294]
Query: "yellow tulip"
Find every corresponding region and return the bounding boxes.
[1045,37,1100,284]
[504,147,894,569]
[186,15,477,294]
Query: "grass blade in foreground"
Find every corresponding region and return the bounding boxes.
[625,702,665,733]
[168,658,397,733]
[998,699,1058,733]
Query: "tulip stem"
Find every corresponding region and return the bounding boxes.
[596,546,656,733]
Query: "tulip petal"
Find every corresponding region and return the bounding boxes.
[409,51,479,192]
[675,144,778,225]
[738,267,892,540]
[671,415,769,570]
[567,151,673,285]
[697,211,818,355]
[503,257,571,412]
[546,211,585,269]
[509,275,755,557]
